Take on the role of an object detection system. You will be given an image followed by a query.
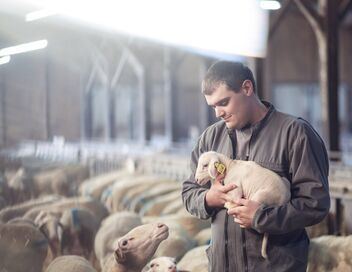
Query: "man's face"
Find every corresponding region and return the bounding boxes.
[205,83,250,130]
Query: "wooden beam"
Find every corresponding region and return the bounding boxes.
[0,76,6,146]
[254,58,264,100]
[269,0,294,40]
[294,0,324,33]
[45,52,52,140]
[339,0,352,21]
[326,0,340,156]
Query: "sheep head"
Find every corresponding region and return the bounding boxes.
[195,151,226,185]
[34,211,63,257]
[114,223,169,270]
[147,256,177,272]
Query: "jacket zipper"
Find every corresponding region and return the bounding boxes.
[242,228,249,272]
[225,213,229,272]
[242,135,252,272]
[242,153,249,272]
[228,130,250,272]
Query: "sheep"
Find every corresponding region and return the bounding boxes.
[94,211,143,269]
[23,196,109,224]
[129,183,181,214]
[30,164,89,197]
[7,167,32,203]
[194,227,211,246]
[102,222,169,272]
[161,198,184,215]
[195,151,291,259]
[143,214,210,237]
[306,211,341,238]
[34,210,63,260]
[0,221,49,272]
[0,194,63,223]
[118,178,176,212]
[8,165,89,202]
[143,257,177,272]
[120,183,157,210]
[153,228,196,262]
[177,245,208,272]
[0,172,10,208]
[307,235,352,272]
[107,175,173,213]
[45,255,97,272]
[139,190,181,217]
[29,206,100,269]
[59,207,100,260]
[142,216,198,261]
[78,170,132,200]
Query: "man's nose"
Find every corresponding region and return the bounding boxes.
[215,107,224,118]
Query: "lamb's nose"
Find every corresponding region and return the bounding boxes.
[120,239,128,246]
[157,223,165,228]
[169,266,177,272]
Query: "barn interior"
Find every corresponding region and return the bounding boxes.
[0,1,352,271]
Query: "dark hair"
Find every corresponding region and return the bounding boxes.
[202,61,256,95]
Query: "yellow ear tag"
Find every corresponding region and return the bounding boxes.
[214,162,226,175]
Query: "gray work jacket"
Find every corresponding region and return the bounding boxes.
[182,102,330,272]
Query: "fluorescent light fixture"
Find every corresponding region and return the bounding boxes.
[20,0,269,57]
[26,9,58,21]
[0,56,11,65]
[0,40,48,57]
[260,0,281,10]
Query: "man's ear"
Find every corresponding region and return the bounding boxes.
[114,247,126,264]
[242,80,254,96]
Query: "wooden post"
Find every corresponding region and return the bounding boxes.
[294,0,341,159]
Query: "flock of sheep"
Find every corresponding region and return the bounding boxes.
[0,161,210,272]
[0,155,351,272]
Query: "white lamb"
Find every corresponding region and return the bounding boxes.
[143,257,177,272]
[194,151,291,259]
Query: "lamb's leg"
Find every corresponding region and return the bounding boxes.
[261,232,269,259]
[224,186,243,209]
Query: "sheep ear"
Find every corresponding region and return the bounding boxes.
[34,211,47,228]
[208,161,218,179]
[114,247,126,264]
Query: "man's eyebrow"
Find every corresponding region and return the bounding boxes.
[209,97,230,107]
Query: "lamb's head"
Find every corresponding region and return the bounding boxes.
[34,211,63,257]
[8,167,28,191]
[195,151,225,186]
[146,256,177,272]
[114,223,169,270]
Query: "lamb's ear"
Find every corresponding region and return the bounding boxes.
[208,159,219,179]
[114,247,126,264]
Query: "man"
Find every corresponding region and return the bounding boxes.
[182,61,330,272]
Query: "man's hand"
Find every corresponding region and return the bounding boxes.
[205,174,237,208]
[226,198,260,228]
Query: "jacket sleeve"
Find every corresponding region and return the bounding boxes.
[252,119,330,234]
[181,133,217,220]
